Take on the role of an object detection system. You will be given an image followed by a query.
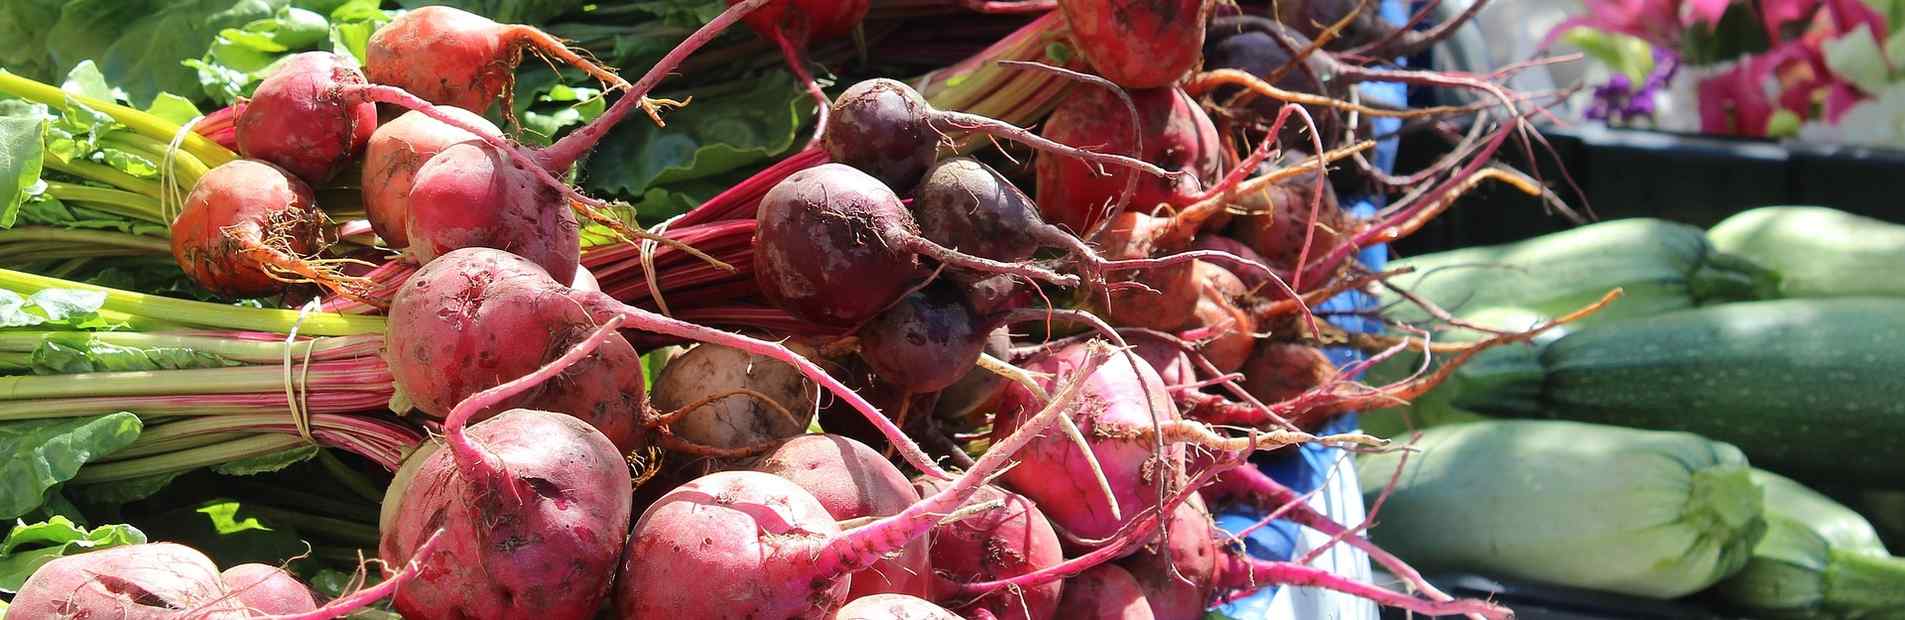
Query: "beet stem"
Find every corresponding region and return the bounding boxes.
[1209,465,1465,610]
[820,341,1114,575]
[931,110,1193,185]
[769,29,833,148]
[538,0,773,172]
[1222,556,1512,619]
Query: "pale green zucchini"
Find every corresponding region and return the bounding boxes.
[1358,420,1765,599]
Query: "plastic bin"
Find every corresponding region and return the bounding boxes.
[1208,1,1408,618]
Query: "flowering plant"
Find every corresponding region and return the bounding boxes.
[1552,0,1905,146]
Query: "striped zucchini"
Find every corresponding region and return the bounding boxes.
[1711,470,1905,618]
[1710,206,1905,299]
[1454,298,1905,481]
[1358,420,1764,598]
[1382,218,1778,334]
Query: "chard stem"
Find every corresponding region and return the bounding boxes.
[0,70,238,167]
[0,268,386,336]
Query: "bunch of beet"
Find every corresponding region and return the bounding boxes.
[30,1,1587,618]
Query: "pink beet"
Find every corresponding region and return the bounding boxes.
[755,434,936,600]
[914,482,1064,620]
[1058,565,1156,620]
[991,340,1186,541]
[380,317,635,619]
[222,563,319,615]
[615,342,1117,619]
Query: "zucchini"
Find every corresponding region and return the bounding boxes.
[1710,470,1905,619]
[1382,218,1777,334]
[1454,298,1905,481]
[1709,206,1905,299]
[1358,420,1765,598]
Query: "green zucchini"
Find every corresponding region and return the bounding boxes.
[1710,470,1905,619]
[1382,218,1778,334]
[1358,420,1765,598]
[1710,206,1905,299]
[1454,297,1905,481]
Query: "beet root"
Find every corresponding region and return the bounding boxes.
[915,482,1065,620]
[361,106,500,248]
[991,340,1185,541]
[170,159,358,300]
[1119,494,1222,620]
[754,163,927,325]
[857,281,988,394]
[404,142,582,286]
[755,434,935,600]
[222,563,319,615]
[382,318,636,620]
[9,543,248,619]
[1036,87,1220,233]
[366,5,632,114]
[1060,565,1157,619]
[382,410,632,619]
[235,52,380,183]
[1058,0,1212,88]
[650,341,818,452]
[385,246,646,450]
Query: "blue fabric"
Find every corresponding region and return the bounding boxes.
[1212,0,1410,616]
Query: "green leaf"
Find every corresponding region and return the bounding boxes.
[59,61,126,104]
[1563,29,1656,84]
[0,516,145,593]
[17,195,167,237]
[213,444,319,476]
[521,83,606,145]
[30,333,236,375]
[1824,26,1891,95]
[0,413,143,519]
[46,0,288,106]
[581,71,810,200]
[0,99,47,229]
[0,287,113,329]
[143,93,203,126]
[0,0,67,83]
[198,499,272,534]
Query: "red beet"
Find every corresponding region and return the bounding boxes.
[1058,0,1212,88]
[1035,87,1220,233]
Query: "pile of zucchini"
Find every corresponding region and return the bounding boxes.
[1355,206,1905,619]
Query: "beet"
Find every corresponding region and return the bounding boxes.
[915,482,1065,620]
[381,318,636,619]
[1035,87,1220,233]
[858,281,989,394]
[361,107,500,248]
[824,78,1190,193]
[755,434,935,600]
[1058,0,1212,88]
[235,52,379,183]
[754,163,1075,327]
[169,159,371,303]
[366,5,632,114]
